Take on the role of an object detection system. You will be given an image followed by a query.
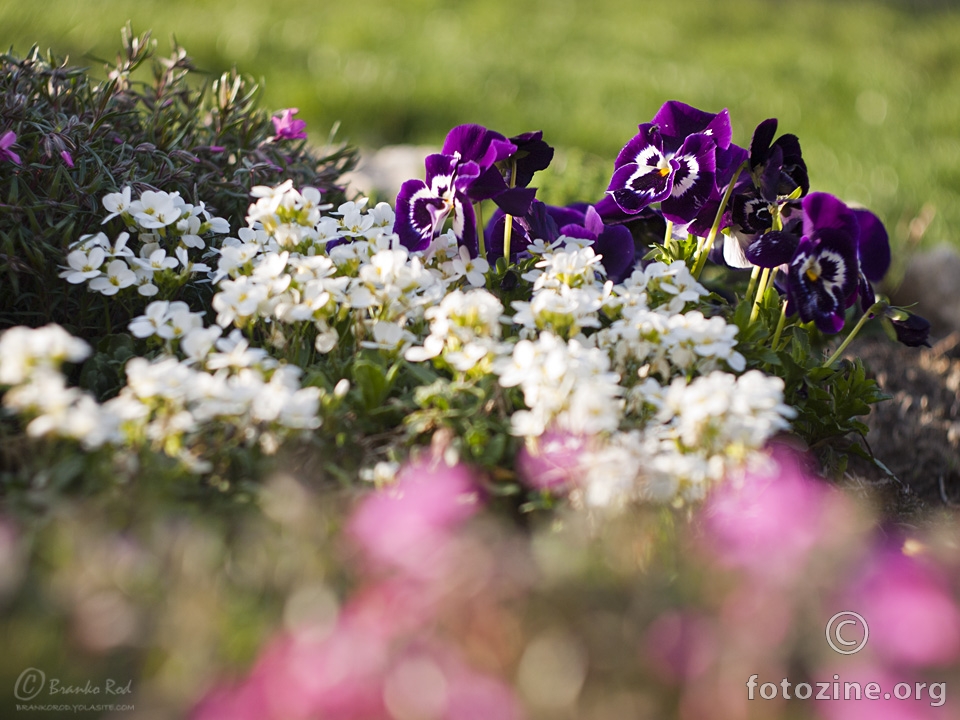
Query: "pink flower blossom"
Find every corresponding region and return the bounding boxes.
[699,448,839,582]
[347,459,482,576]
[515,430,589,491]
[271,108,307,141]
[845,544,960,667]
[60,150,74,168]
[1,130,21,165]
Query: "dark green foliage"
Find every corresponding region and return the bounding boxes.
[0,25,357,339]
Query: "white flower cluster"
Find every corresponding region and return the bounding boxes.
[581,371,795,506]
[493,332,623,437]
[597,262,745,380]
[30,179,800,503]
[211,186,492,358]
[0,325,108,448]
[405,289,505,373]
[60,187,230,297]
[0,319,330,470]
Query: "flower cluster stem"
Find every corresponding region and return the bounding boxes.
[771,299,788,348]
[822,301,886,368]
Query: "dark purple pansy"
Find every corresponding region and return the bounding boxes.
[884,309,931,347]
[748,118,809,198]
[686,141,749,237]
[546,203,636,282]
[850,208,891,309]
[394,152,480,254]
[485,201,560,262]
[784,193,860,333]
[606,101,730,224]
[504,131,554,188]
[441,124,537,216]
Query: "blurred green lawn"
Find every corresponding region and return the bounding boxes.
[3,0,960,274]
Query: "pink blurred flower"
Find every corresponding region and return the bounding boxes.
[643,610,717,683]
[846,544,960,668]
[271,108,307,141]
[60,150,74,168]
[516,431,589,491]
[700,448,836,582]
[1,130,21,164]
[348,459,482,576]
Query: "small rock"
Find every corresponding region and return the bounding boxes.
[892,245,960,337]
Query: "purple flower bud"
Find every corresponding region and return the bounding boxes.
[271,108,307,141]
[0,130,21,165]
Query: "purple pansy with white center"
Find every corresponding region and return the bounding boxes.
[603,101,733,224]
[395,152,481,254]
[784,192,861,333]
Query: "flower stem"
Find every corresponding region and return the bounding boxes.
[475,202,486,259]
[692,161,747,280]
[771,298,788,348]
[749,267,770,323]
[744,265,761,304]
[822,301,886,368]
[503,214,513,264]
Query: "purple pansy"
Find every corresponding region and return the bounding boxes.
[271,108,307,141]
[721,118,810,269]
[604,101,732,224]
[1,130,21,165]
[850,207,890,310]
[395,152,480,254]
[784,193,861,333]
[441,124,537,215]
[484,201,636,282]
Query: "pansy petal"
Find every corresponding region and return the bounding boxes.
[594,223,636,283]
[802,192,858,243]
[852,208,890,282]
[745,230,800,268]
[660,133,716,223]
[442,124,515,168]
[395,178,445,251]
[492,186,537,216]
[464,165,510,202]
[509,131,554,188]
[651,101,732,151]
[749,118,779,169]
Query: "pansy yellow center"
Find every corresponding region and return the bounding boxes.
[805,259,821,283]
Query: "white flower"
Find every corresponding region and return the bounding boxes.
[88,260,137,295]
[450,245,490,287]
[130,190,183,229]
[102,187,132,223]
[60,247,105,284]
[0,325,90,386]
[129,301,171,338]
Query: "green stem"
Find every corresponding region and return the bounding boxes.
[749,267,770,323]
[822,301,886,368]
[744,265,761,304]
[475,202,485,259]
[692,161,747,279]
[503,214,513,264]
[771,298,788,349]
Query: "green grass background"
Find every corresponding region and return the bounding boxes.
[3,0,960,274]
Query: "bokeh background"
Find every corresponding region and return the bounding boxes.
[3,0,960,277]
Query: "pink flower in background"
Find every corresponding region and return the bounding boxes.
[1,130,21,164]
[271,108,307,141]
[846,544,960,668]
[347,459,482,576]
[515,431,589,492]
[700,448,837,582]
[643,611,717,684]
[60,150,74,168]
